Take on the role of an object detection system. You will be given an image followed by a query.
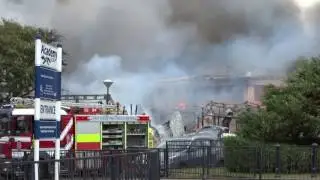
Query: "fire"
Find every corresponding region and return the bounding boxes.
[177,102,186,110]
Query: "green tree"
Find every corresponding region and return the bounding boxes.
[0,19,66,102]
[238,57,320,145]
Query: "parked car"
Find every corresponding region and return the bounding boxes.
[158,126,225,169]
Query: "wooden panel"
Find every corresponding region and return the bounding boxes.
[254,85,265,102]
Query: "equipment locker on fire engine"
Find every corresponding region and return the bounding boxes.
[74,114,151,150]
[61,95,154,150]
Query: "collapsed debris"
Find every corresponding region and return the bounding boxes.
[153,100,260,142]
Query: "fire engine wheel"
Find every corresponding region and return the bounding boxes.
[179,162,188,168]
[25,155,50,179]
[38,161,49,179]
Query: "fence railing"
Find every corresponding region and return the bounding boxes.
[0,149,160,180]
[3,141,319,180]
[160,140,320,180]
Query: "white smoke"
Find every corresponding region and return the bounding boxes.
[1,0,320,124]
[63,54,187,105]
[295,0,320,8]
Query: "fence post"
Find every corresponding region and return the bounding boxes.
[110,156,115,180]
[157,149,161,178]
[201,146,206,180]
[275,143,280,177]
[206,141,213,176]
[311,143,318,177]
[256,147,262,180]
[165,142,169,177]
[150,150,160,180]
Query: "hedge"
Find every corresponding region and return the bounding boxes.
[223,136,318,173]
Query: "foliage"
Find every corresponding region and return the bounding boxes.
[223,136,258,173]
[285,56,308,74]
[237,57,320,145]
[224,136,316,173]
[0,19,65,102]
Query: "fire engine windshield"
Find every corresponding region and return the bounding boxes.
[14,116,31,134]
[0,112,10,135]
[0,113,31,135]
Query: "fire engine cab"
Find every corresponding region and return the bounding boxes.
[0,101,69,160]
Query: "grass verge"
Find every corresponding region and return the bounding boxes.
[165,167,320,179]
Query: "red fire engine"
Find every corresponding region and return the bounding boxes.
[0,96,152,178]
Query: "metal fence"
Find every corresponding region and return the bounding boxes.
[160,140,320,180]
[4,141,320,180]
[0,149,160,180]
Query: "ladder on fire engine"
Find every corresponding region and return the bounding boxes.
[60,101,130,115]
[8,97,139,115]
[61,102,115,109]
[7,97,116,109]
[60,94,117,109]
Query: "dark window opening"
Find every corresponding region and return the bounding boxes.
[0,113,10,135]
[13,116,32,135]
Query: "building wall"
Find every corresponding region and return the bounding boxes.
[154,75,284,107]
[244,79,283,104]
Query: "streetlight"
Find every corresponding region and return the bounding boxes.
[103,79,113,104]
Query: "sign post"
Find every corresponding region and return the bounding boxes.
[34,35,62,180]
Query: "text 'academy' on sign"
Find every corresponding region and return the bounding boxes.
[41,44,57,65]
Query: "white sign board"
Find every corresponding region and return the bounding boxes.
[40,43,58,70]
[34,38,62,180]
[39,100,57,120]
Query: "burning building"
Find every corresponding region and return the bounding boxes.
[148,72,284,135]
[150,73,284,107]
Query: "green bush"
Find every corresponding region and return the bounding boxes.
[224,137,316,173]
[223,136,258,173]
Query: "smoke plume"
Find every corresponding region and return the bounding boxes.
[1,0,320,121]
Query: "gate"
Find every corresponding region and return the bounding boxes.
[160,140,257,179]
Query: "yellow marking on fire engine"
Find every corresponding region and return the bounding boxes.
[100,122,102,150]
[76,133,101,143]
[74,119,77,150]
[124,122,127,149]
[147,124,154,148]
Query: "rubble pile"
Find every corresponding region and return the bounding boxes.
[202,101,261,132]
